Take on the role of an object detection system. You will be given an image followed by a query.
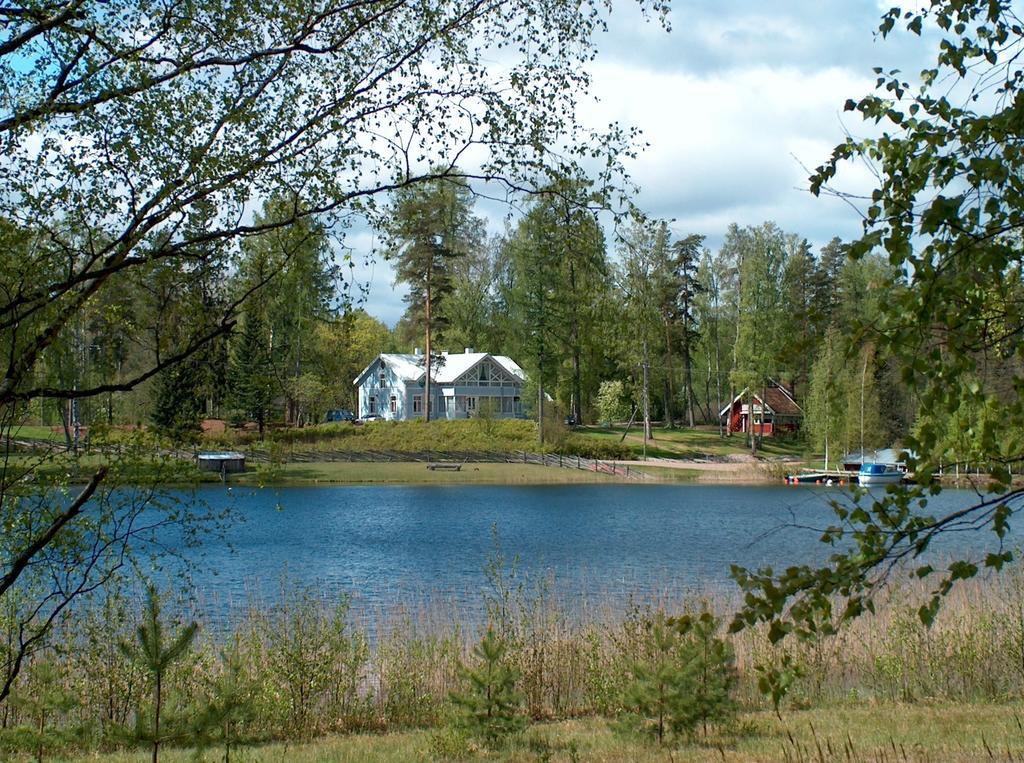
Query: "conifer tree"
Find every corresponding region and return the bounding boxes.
[150,359,205,443]
[0,660,82,763]
[119,587,199,763]
[450,627,526,748]
[193,641,260,763]
[618,611,737,744]
[676,611,737,739]
[229,307,276,439]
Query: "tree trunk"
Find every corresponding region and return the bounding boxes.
[537,356,544,446]
[642,340,651,454]
[153,671,162,763]
[424,279,432,423]
[683,345,695,428]
[569,260,583,425]
[663,315,675,428]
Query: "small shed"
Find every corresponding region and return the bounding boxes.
[196,451,246,473]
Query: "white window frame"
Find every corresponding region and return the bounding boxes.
[390,395,397,413]
[369,395,377,414]
[413,395,422,414]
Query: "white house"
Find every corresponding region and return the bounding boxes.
[353,349,526,421]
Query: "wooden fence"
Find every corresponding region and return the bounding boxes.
[239,447,652,480]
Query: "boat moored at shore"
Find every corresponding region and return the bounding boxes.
[857,462,904,485]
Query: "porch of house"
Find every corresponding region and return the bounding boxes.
[724,400,800,437]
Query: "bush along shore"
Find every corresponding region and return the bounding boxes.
[5,563,1024,761]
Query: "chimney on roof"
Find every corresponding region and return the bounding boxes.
[413,347,421,356]
[465,347,474,354]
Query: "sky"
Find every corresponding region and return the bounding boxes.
[351,1,937,326]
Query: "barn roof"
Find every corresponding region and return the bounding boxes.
[718,381,803,417]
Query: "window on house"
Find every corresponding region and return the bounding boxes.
[379,371,386,386]
[502,397,512,413]
[466,396,476,412]
[369,396,377,414]
[413,395,422,414]
[390,395,397,413]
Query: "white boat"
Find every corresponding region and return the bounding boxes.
[857,462,903,486]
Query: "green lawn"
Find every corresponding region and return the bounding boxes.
[66,703,1024,762]
[6,424,66,442]
[575,425,808,460]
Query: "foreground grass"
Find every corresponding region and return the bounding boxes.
[70,704,1024,762]
[231,461,627,485]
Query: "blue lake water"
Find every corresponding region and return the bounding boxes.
[151,483,1016,622]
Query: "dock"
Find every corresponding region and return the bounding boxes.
[785,470,856,486]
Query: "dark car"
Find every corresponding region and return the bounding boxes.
[325,409,356,423]
[564,414,578,427]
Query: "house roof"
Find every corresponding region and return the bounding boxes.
[353,352,525,386]
[719,382,803,417]
[762,386,802,416]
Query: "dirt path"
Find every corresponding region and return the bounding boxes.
[616,455,789,484]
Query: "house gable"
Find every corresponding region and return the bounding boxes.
[450,356,520,386]
[719,381,802,418]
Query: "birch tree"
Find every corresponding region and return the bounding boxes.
[0,0,669,703]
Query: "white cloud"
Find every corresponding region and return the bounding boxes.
[580,60,877,249]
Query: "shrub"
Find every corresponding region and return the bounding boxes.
[556,435,631,460]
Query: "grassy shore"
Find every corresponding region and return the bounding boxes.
[230,461,631,485]
[579,425,806,461]
[10,562,1024,762]
[67,703,1024,762]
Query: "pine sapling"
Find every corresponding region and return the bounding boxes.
[119,586,198,763]
[617,610,738,745]
[0,659,83,762]
[450,626,526,748]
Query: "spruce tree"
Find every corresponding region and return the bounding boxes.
[450,627,526,749]
[229,307,276,439]
[150,359,204,443]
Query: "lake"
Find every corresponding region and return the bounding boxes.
[154,483,1012,622]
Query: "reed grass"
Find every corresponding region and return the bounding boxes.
[5,563,1024,761]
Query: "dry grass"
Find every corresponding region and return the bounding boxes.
[64,704,1024,762]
